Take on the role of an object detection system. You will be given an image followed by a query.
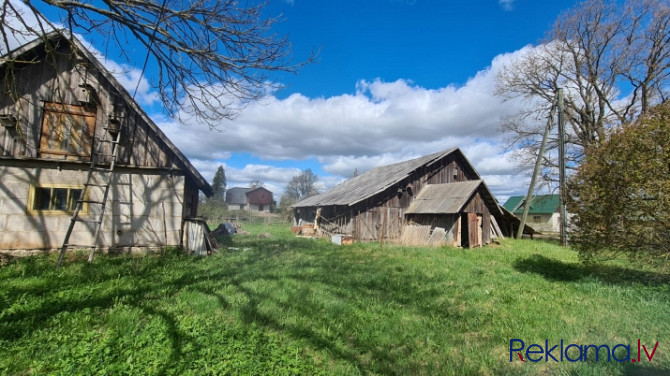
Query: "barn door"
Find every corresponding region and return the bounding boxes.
[468,212,480,248]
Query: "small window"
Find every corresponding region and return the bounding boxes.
[533,215,542,223]
[39,102,96,158]
[30,185,85,214]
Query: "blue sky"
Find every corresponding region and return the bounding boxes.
[265,0,576,99]
[7,0,582,202]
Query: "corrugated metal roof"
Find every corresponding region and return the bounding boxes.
[405,181,482,214]
[502,194,560,214]
[293,148,461,208]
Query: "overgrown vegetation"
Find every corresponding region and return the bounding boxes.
[1,223,668,375]
[570,101,670,264]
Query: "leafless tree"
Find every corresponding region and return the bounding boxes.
[496,0,670,184]
[1,0,313,127]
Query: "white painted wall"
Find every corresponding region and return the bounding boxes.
[0,162,186,252]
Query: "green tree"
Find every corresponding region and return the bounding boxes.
[279,169,319,220]
[199,165,227,222]
[569,102,670,263]
[209,165,226,204]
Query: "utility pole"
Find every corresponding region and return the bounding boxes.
[516,98,558,239]
[558,88,568,246]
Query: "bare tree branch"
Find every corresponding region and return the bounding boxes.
[496,0,670,186]
[1,0,314,128]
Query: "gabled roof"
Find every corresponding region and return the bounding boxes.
[225,187,252,205]
[1,31,212,195]
[503,194,560,214]
[294,148,476,208]
[406,181,482,214]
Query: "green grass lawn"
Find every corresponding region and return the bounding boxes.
[1,222,669,375]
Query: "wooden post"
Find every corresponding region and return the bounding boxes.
[558,88,568,246]
[380,208,387,248]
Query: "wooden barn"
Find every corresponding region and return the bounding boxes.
[0,32,212,255]
[225,186,273,213]
[292,148,533,247]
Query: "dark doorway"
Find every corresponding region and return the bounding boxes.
[461,213,469,248]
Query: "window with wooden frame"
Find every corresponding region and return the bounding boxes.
[39,102,96,158]
[29,184,87,214]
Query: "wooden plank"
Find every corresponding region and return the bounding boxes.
[468,212,479,248]
[482,211,491,244]
[455,216,461,247]
[428,227,447,246]
[399,225,431,246]
[491,215,504,239]
[184,220,206,256]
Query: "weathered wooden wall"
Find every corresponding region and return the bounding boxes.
[247,188,272,206]
[297,152,486,243]
[0,41,181,170]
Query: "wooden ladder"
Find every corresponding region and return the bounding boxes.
[57,122,122,269]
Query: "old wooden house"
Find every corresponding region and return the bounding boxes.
[0,32,212,254]
[293,148,533,247]
[225,186,273,213]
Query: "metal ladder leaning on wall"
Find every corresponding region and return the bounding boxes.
[57,119,122,269]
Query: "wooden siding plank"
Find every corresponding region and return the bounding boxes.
[468,212,479,248]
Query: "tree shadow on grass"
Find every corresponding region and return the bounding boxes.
[513,254,670,286]
[0,251,241,376]
[623,363,670,376]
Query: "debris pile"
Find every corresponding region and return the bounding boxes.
[212,222,237,236]
[291,223,315,236]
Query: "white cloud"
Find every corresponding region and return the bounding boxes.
[499,0,515,11]
[4,3,537,202]
[189,159,303,201]
[1,0,54,53]
[78,43,160,108]
[157,46,537,201]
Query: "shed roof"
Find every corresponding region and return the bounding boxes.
[1,31,212,196]
[502,195,560,214]
[405,181,482,214]
[294,148,472,208]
